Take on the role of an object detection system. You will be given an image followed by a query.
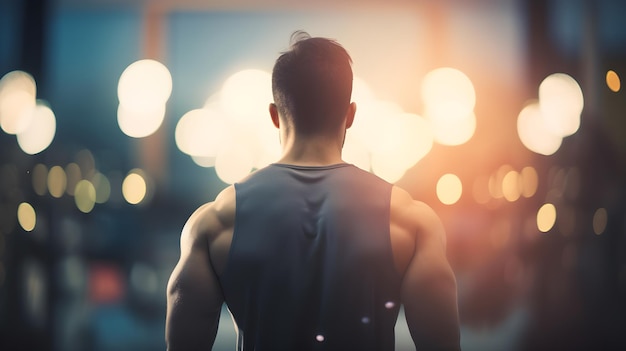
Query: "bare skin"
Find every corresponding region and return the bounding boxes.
[166,103,461,350]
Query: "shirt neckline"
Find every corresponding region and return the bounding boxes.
[270,163,353,171]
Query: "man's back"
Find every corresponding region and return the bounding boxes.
[166,31,460,351]
[221,163,401,350]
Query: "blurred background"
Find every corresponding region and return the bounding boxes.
[1,0,625,350]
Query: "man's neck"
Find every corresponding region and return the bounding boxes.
[276,134,344,167]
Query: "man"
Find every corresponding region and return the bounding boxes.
[166,31,460,350]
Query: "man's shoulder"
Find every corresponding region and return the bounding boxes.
[184,185,236,241]
[390,186,443,241]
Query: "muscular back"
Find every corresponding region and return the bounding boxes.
[166,166,460,350]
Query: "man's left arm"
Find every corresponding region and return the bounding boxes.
[166,203,224,350]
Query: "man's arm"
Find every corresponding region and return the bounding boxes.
[394,188,461,350]
[165,202,225,351]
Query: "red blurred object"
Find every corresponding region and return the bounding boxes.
[88,263,125,303]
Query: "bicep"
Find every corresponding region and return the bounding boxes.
[166,207,224,350]
[400,202,460,351]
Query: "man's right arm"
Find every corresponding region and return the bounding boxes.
[394,187,461,350]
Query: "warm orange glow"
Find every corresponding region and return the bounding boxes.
[606,70,621,92]
[472,175,490,204]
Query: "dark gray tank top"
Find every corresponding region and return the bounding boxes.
[220,163,401,350]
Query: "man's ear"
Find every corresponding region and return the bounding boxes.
[269,103,280,129]
[345,102,356,129]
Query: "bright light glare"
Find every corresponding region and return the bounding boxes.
[517,102,562,156]
[371,113,433,178]
[0,70,37,135]
[371,152,407,183]
[437,173,463,205]
[175,108,232,157]
[537,203,557,233]
[351,99,403,153]
[17,202,36,232]
[220,69,272,125]
[122,171,147,205]
[74,180,96,213]
[215,144,254,184]
[352,76,374,103]
[606,70,620,92]
[430,112,476,146]
[118,59,172,110]
[538,73,584,137]
[117,59,172,138]
[421,67,476,122]
[342,133,371,171]
[191,155,216,168]
[16,102,56,155]
[117,103,166,138]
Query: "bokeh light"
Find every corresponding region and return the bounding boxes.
[117,103,166,138]
[16,102,56,155]
[122,170,147,205]
[117,59,172,111]
[219,69,272,125]
[74,180,96,213]
[91,172,111,204]
[520,166,539,198]
[537,203,557,233]
[65,163,82,196]
[422,67,476,123]
[538,73,584,137]
[17,202,36,232]
[47,166,67,198]
[175,108,232,157]
[0,70,37,135]
[117,59,172,138]
[431,112,476,146]
[436,173,463,205]
[342,134,371,171]
[32,164,48,196]
[592,207,608,235]
[606,70,620,92]
[502,170,521,202]
[215,144,254,184]
[517,101,562,156]
[191,155,216,168]
[370,112,433,180]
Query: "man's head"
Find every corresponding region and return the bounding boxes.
[271,31,355,137]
